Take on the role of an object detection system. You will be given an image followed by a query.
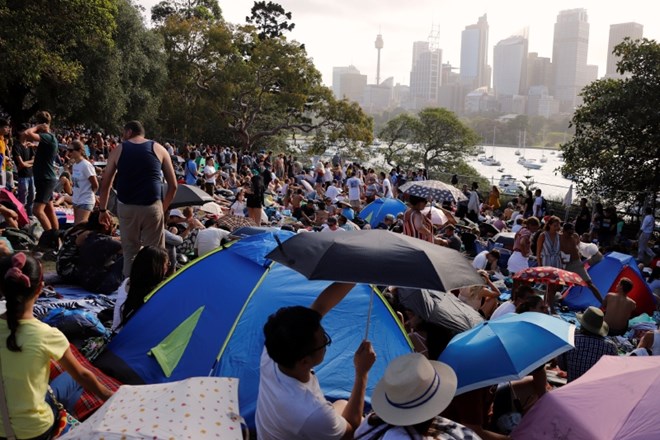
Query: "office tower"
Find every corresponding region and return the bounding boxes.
[332,66,352,99]
[375,34,384,85]
[552,8,590,112]
[527,52,553,89]
[332,65,366,102]
[493,33,529,97]
[409,28,442,109]
[460,14,490,90]
[606,22,643,78]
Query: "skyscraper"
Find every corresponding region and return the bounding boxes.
[332,65,366,102]
[552,8,590,112]
[493,33,529,97]
[409,33,442,109]
[527,52,553,90]
[606,22,643,78]
[460,14,490,90]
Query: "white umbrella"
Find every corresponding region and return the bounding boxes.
[421,205,448,225]
[200,201,222,216]
[61,377,242,440]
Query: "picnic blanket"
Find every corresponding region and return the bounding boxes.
[50,345,122,421]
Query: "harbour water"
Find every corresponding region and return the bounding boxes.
[468,146,574,200]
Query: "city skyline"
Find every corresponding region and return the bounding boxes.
[138,0,657,88]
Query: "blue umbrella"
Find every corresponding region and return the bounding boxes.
[439,312,575,395]
[358,198,406,228]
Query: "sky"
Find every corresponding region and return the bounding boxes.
[137,0,660,87]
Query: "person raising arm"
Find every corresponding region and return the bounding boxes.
[256,282,376,440]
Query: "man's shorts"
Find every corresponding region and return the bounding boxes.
[34,179,57,204]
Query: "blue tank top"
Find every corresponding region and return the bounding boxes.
[116,140,162,205]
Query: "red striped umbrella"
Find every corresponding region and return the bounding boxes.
[513,266,587,286]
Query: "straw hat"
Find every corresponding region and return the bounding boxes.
[576,306,609,336]
[371,353,457,426]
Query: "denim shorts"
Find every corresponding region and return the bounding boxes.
[73,203,94,212]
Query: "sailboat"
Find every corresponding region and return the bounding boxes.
[518,130,542,169]
[483,127,501,166]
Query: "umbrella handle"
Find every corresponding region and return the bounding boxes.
[274,234,295,265]
[364,289,374,341]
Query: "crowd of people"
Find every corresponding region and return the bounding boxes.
[0,115,658,439]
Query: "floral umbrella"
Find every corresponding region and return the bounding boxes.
[513,266,587,286]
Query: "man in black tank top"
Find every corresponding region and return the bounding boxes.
[98,121,178,277]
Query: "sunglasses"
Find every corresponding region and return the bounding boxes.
[308,331,332,354]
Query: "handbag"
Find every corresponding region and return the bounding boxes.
[47,386,81,438]
[0,351,80,440]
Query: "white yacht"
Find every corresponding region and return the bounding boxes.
[483,156,501,166]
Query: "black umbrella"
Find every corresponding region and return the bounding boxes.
[266,230,483,292]
[167,184,214,209]
[399,180,467,203]
[397,288,483,334]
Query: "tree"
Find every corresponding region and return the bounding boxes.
[379,113,420,168]
[59,0,167,130]
[561,38,660,206]
[151,0,222,24]
[246,1,295,40]
[0,0,117,124]
[377,108,479,175]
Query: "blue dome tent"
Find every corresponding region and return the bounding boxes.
[95,231,412,426]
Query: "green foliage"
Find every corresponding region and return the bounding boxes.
[562,38,660,205]
[61,0,167,130]
[0,0,117,123]
[378,108,479,175]
[246,1,295,40]
[151,0,222,24]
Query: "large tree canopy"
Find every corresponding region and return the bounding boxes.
[379,108,479,174]
[562,38,660,206]
[155,1,372,150]
[0,0,117,124]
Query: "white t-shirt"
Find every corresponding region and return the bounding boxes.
[256,349,347,440]
[321,225,344,233]
[490,301,516,320]
[72,160,96,206]
[203,165,216,184]
[382,178,393,198]
[230,200,246,217]
[472,250,489,270]
[112,279,130,332]
[346,176,362,201]
[325,185,340,203]
[195,227,231,257]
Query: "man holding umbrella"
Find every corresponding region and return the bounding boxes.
[257,282,376,440]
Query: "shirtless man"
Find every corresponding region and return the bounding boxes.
[560,223,603,302]
[602,278,636,336]
[291,187,305,219]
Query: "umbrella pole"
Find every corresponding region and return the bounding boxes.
[364,289,374,341]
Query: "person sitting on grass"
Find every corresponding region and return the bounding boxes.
[601,278,636,337]
[0,253,112,440]
[256,282,376,440]
[354,353,478,439]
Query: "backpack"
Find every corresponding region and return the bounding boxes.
[2,227,37,250]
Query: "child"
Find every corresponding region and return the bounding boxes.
[0,253,112,439]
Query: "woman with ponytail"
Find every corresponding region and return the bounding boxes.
[0,253,112,440]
